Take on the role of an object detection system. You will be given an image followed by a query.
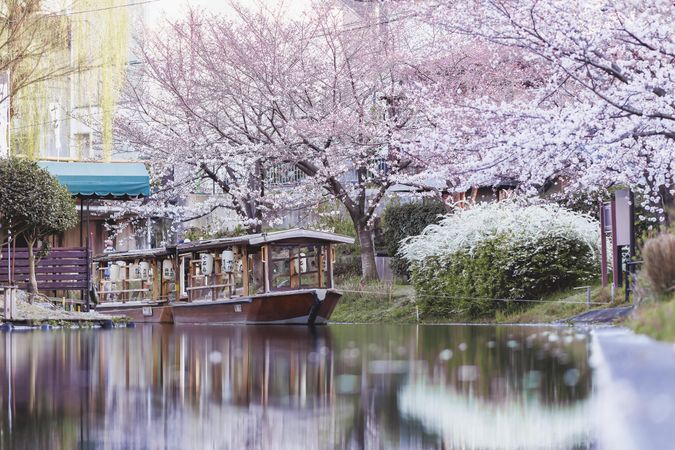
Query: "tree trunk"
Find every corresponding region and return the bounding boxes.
[26,240,38,301]
[357,225,379,281]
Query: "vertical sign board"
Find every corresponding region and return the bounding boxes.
[0,71,9,158]
[614,189,633,247]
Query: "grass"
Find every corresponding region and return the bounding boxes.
[331,278,419,323]
[627,291,675,342]
[332,278,620,324]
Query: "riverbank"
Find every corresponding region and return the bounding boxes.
[0,291,129,329]
[626,292,675,341]
[331,278,628,324]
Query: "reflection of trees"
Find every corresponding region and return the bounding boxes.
[398,383,592,450]
[329,325,594,449]
[332,324,592,403]
[0,324,593,449]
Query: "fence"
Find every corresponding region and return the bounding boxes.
[375,256,393,282]
[0,247,90,294]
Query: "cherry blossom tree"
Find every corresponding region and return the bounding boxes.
[116,3,436,279]
[422,0,674,225]
[115,11,280,235]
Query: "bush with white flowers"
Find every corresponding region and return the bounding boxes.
[400,201,601,320]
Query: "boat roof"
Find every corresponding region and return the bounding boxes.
[94,247,174,263]
[176,228,355,253]
[94,229,355,260]
[249,228,355,245]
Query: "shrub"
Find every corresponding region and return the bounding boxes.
[333,254,362,281]
[401,201,600,320]
[381,200,446,278]
[641,233,675,296]
[0,158,78,295]
[315,203,361,280]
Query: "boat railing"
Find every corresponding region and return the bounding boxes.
[186,253,244,302]
[96,254,176,304]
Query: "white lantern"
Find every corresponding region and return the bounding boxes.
[116,261,128,280]
[131,264,141,280]
[139,262,150,280]
[201,253,214,275]
[221,250,235,273]
[110,264,121,282]
[162,259,174,279]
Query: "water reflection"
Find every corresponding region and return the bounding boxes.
[0,325,593,449]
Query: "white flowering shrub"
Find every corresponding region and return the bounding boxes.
[400,201,601,319]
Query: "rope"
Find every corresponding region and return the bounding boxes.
[338,288,607,306]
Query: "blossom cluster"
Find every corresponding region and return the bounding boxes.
[399,201,601,265]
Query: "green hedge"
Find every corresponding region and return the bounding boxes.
[382,200,446,278]
[411,234,599,320]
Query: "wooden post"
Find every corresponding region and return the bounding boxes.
[189,259,195,302]
[85,199,91,310]
[99,266,105,303]
[327,244,334,289]
[318,249,324,288]
[152,260,161,301]
[79,199,84,247]
[629,190,636,258]
[600,202,608,287]
[290,248,298,289]
[611,199,620,292]
[122,265,128,304]
[174,256,181,301]
[262,245,270,293]
[242,248,249,296]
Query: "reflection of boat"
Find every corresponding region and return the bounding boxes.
[398,383,592,450]
[0,324,352,450]
[93,229,353,325]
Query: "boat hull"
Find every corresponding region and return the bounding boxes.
[171,289,342,325]
[96,302,174,323]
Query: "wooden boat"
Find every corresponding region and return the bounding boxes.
[171,229,353,325]
[93,229,353,325]
[93,247,177,323]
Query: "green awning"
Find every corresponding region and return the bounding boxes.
[38,162,151,199]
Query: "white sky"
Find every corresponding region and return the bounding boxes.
[144,0,316,25]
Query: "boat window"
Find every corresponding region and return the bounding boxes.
[269,244,329,291]
[270,246,292,290]
[248,249,265,294]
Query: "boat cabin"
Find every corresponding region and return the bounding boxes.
[94,247,176,304]
[175,229,354,303]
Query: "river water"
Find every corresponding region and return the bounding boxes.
[0,324,594,449]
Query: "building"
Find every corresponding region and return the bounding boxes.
[5,1,152,255]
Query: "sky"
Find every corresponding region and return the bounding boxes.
[144,0,317,25]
